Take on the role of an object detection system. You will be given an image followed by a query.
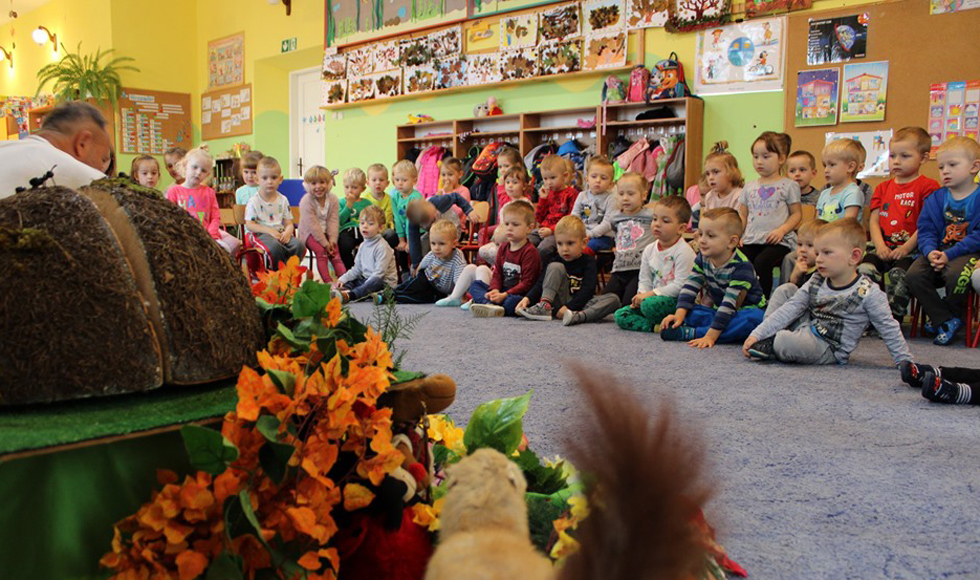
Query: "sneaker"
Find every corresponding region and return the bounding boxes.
[460,300,472,311]
[921,371,960,403]
[933,317,963,346]
[747,336,776,361]
[470,303,505,318]
[899,361,937,389]
[562,309,585,326]
[435,297,461,307]
[518,302,553,321]
[661,326,696,341]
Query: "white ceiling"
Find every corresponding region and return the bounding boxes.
[0,0,54,27]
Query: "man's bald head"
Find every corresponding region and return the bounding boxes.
[39,101,112,173]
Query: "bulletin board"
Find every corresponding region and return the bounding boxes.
[117,88,192,155]
[783,0,980,186]
[201,84,253,141]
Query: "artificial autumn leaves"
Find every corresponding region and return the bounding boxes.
[102,258,404,580]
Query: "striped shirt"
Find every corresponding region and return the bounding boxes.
[418,249,467,295]
[677,249,766,332]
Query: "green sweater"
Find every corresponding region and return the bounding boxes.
[339,197,373,231]
[390,188,423,239]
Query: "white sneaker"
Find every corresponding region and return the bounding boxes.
[470,304,505,318]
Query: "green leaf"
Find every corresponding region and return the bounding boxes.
[432,443,461,468]
[181,425,239,476]
[526,490,572,552]
[463,391,532,455]
[514,448,568,495]
[238,489,266,543]
[259,440,295,484]
[255,415,281,442]
[276,322,310,351]
[206,552,244,580]
[266,369,296,396]
[292,280,334,318]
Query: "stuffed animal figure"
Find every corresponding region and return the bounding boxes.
[473,103,490,117]
[424,449,553,580]
[487,96,503,116]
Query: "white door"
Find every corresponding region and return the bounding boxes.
[289,67,326,179]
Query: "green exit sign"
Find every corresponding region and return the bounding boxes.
[281,37,298,53]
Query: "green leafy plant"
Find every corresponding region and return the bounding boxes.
[36,43,139,105]
[369,288,425,369]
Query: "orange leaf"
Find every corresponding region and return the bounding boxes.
[324,298,343,327]
[287,507,317,535]
[343,483,376,511]
[319,548,340,572]
[297,550,321,571]
[213,471,242,504]
[175,550,208,580]
[179,483,214,511]
[163,520,195,545]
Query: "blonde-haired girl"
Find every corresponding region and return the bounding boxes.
[298,165,346,282]
[166,147,240,256]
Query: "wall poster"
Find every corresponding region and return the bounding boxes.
[694,16,785,94]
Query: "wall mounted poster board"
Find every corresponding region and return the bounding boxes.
[805,13,867,66]
[928,80,980,155]
[201,84,253,141]
[117,89,192,155]
[694,16,785,95]
[208,32,245,89]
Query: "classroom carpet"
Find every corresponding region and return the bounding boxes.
[349,302,980,580]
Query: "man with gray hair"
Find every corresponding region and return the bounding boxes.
[0,101,111,198]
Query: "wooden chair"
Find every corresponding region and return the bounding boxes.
[798,204,816,229]
[459,201,490,263]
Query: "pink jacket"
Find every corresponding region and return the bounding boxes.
[167,185,221,240]
[297,193,340,247]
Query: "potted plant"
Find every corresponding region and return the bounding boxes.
[35,43,138,105]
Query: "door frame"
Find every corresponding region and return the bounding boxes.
[288,65,322,179]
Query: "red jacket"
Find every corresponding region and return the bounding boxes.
[535,185,578,230]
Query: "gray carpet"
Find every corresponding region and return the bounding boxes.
[349,303,980,579]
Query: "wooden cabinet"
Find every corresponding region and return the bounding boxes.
[213,157,243,208]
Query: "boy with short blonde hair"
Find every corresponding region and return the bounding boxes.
[467,200,541,317]
[906,136,980,345]
[391,219,466,304]
[572,155,616,252]
[816,139,864,222]
[245,156,305,268]
[744,218,912,366]
[337,167,373,269]
[532,154,579,259]
[365,163,399,248]
[406,192,483,269]
[335,205,397,302]
[515,215,597,321]
[390,159,424,254]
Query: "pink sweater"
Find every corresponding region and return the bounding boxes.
[167,185,221,240]
[297,193,340,247]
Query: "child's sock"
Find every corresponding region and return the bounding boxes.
[435,297,461,307]
[899,361,937,389]
[922,371,976,404]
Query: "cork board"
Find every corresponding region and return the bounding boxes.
[117,88,192,155]
[201,84,252,141]
[784,0,980,187]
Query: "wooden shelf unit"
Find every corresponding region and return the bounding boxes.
[213,157,243,208]
[395,97,704,190]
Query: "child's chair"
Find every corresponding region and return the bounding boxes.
[459,201,490,263]
[234,203,269,279]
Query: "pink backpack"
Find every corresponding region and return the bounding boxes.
[627,66,650,102]
[415,146,446,197]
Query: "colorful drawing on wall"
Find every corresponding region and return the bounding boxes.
[348,76,376,102]
[374,40,401,71]
[325,0,468,47]
[928,80,980,155]
[500,48,539,80]
[322,53,347,81]
[626,0,669,29]
[694,16,784,94]
[540,3,583,41]
[208,32,245,89]
[795,68,839,127]
[466,20,501,52]
[806,13,868,66]
[398,37,433,66]
[435,57,468,89]
[668,0,730,32]
[500,13,538,50]
[583,30,627,69]
[404,64,437,94]
[470,0,557,17]
[825,129,892,177]
[841,61,887,123]
[744,0,811,18]
[583,0,626,34]
[538,39,583,75]
[930,0,980,14]
[465,53,503,85]
[373,70,403,99]
[429,26,463,57]
[347,45,375,77]
[323,79,348,105]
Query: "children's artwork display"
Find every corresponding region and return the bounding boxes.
[626,0,669,29]
[208,32,245,89]
[840,61,887,123]
[583,0,626,34]
[325,0,468,47]
[435,57,468,89]
[322,53,347,81]
[465,53,503,84]
[323,79,348,105]
[404,64,437,94]
[538,39,584,75]
[806,13,868,66]
[347,46,375,77]
[669,0,729,31]
[744,0,811,18]
[930,0,980,14]
[374,70,403,98]
[465,20,501,52]
[500,13,539,50]
[694,17,785,94]
[928,80,980,155]
[398,37,432,66]
[540,3,582,41]
[374,40,401,72]
[348,77,377,102]
[429,26,463,57]
[500,48,539,80]
[825,129,892,178]
[0,95,54,138]
[201,84,253,140]
[795,68,839,127]
[584,30,627,69]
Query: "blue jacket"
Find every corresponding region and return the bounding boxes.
[917,186,980,261]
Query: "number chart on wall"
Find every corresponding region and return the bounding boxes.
[117,89,192,155]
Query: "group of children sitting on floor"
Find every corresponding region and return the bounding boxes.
[127,128,980,407]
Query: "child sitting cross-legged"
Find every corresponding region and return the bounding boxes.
[334,205,398,303]
[614,195,696,332]
[389,219,466,304]
[406,192,483,271]
[661,207,766,347]
[743,218,912,366]
[514,215,597,321]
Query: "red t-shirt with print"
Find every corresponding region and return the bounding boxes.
[869,175,940,248]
